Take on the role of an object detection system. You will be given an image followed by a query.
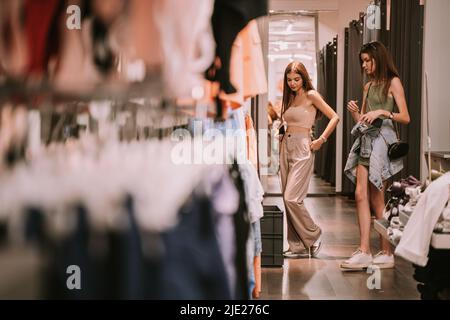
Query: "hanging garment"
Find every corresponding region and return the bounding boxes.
[363,1,381,44]
[219,34,244,108]
[127,0,215,98]
[153,0,215,99]
[52,10,86,89]
[0,105,28,170]
[239,162,264,224]
[2,136,248,299]
[161,194,231,300]
[395,173,450,266]
[219,19,267,108]
[229,163,250,300]
[344,119,403,191]
[55,17,123,89]
[207,0,268,94]
[128,0,164,71]
[24,0,63,76]
[242,20,267,99]
[209,169,240,299]
[34,200,164,299]
[239,160,263,300]
[245,113,258,168]
[0,0,28,76]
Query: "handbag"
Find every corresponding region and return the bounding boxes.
[278,123,285,136]
[365,83,409,160]
[382,119,409,160]
[387,138,409,160]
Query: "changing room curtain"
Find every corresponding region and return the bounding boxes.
[385,0,424,179]
[315,37,337,186]
[315,49,326,181]
[342,20,364,196]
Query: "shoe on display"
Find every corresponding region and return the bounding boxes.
[372,251,395,269]
[340,249,373,270]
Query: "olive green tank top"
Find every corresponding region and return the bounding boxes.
[366,82,395,119]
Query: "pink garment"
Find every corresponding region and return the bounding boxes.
[220,20,267,108]
[284,104,317,130]
[242,20,267,99]
[128,0,215,99]
[53,1,86,89]
[0,0,28,76]
[153,0,215,99]
[220,34,244,107]
[128,0,164,70]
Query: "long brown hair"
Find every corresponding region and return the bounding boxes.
[360,41,400,100]
[281,61,321,120]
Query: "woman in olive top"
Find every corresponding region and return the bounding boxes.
[342,41,410,270]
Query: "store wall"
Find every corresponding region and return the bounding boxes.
[318,12,338,49]
[421,0,450,178]
[270,0,339,11]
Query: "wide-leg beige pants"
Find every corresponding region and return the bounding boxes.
[280,132,322,253]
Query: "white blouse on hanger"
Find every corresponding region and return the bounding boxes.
[396,173,450,266]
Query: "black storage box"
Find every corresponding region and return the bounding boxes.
[261,205,284,267]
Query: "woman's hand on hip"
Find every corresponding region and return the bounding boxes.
[310,139,323,152]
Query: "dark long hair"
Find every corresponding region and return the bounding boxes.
[281,61,321,119]
[360,41,400,100]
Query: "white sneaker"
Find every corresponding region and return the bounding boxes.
[372,251,395,269]
[340,249,373,270]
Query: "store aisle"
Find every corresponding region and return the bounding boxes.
[261,196,420,300]
[308,175,335,195]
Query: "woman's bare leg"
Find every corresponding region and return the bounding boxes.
[369,181,392,254]
[355,165,371,254]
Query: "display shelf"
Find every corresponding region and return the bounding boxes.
[431,232,450,249]
[374,217,450,249]
[399,211,411,227]
[374,219,397,247]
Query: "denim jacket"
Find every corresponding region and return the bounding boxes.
[351,121,381,158]
[344,119,403,191]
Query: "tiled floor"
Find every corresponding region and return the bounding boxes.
[260,195,420,300]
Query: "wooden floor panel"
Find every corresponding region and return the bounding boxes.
[261,195,420,300]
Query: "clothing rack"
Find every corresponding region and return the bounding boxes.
[0,75,168,106]
[0,74,214,146]
[0,132,256,299]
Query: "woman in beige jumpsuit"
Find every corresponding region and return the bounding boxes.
[280,62,339,258]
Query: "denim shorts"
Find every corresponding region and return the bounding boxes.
[358,155,370,167]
